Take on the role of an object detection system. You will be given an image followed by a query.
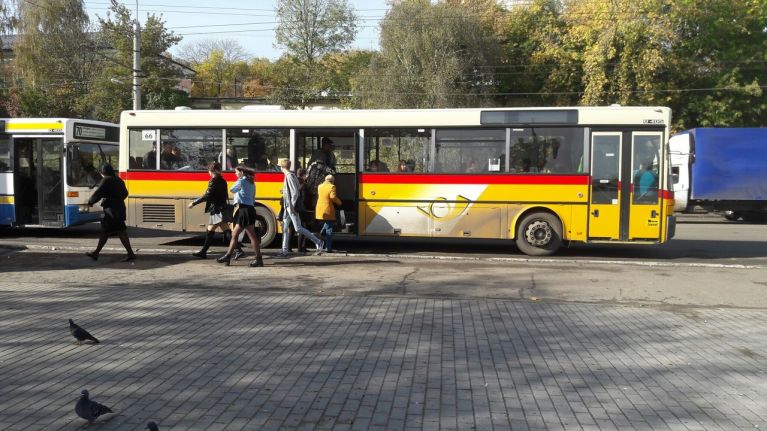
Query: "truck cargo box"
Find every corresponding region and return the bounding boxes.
[688,128,767,201]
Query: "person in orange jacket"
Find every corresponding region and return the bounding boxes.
[315,174,342,253]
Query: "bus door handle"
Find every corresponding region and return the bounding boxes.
[591,209,599,217]
[651,210,658,218]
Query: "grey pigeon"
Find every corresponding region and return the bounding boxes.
[75,389,112,424]
[69,319,99,345]
[146,421,159,430]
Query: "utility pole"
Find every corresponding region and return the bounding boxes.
[132,1,142,110]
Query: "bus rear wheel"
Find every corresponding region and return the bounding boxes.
[254,206,277,248]
[515,212,562,256]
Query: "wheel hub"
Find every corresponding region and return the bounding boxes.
[525,220,552,246]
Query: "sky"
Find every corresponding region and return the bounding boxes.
[83,0,389,60]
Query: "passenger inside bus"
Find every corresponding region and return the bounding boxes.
[310,137,337,170]
[160,143,183,169]
[143,144,157,169]
[368,159,389,172]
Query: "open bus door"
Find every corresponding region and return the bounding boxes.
[12,137,64,226]
[588,130,664,241]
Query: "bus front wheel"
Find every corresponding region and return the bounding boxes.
[515,212,562,256]
[255,206,277,248]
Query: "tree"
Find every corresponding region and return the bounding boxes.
[84,2,187,122]
[273,0,358,107]
[9,0,97,116]
[498,0,575,106]
[352,0,501,108]
[665,0,767,128]
[178,39,249,97]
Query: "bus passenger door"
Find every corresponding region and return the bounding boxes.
[38,138,64,225]
[12,138,38,225]
[628,132,663,240]
[588,132,622,239]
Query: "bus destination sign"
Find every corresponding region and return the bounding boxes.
[74,124,106,139]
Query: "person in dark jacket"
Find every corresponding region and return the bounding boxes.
[187,161,242,259]
[85,164,136,261]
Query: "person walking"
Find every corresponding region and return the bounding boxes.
[85,164,136,262]
[276,159,324,258]
[187,161,242,259]
[216,165,263,267]
[316,174,342,253]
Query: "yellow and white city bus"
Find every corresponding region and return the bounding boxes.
[0,118,119,228]
[118,106,675,255]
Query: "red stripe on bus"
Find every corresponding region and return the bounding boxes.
[121,171,285,182]
[360,173,589,185]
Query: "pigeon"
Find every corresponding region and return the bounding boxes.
[146,421,159,431]
[69,319,100,345]
[75,389,112,425]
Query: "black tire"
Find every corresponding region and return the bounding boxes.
[254,206,277,247]
[515,212,563,256]
[723,211,740,221]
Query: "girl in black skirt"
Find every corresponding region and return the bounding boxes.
[217,165,263,267]
[85,164,136,261]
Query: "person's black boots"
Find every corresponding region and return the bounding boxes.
[193,230,215,258]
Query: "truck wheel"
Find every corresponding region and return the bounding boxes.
[723,211,740,221]
[254,206,277,247]
[515,212,562,256]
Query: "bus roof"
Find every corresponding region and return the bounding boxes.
[120,106,671,129]
[0,118,117,135]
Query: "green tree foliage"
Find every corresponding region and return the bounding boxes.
[10,0,96,116]
[499,0,767,128]
[352,0,501,108]
[666,0,767,128]
[273,0,358,107]
[85,2,187,122]
[500,0,574,106]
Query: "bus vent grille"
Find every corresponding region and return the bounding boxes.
[142,204,176,223]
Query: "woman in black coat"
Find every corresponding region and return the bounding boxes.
[187,161,242,259]
[85,164,136,261]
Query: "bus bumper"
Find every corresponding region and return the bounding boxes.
[0,203,14,226]
[64,205,101,227]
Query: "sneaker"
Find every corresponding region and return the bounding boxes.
[216,254,231,266]
[314,241,325,256]
[232,249,245,261]
[85,251,99,261]
[192,250,207,259]
[122,254,136,262]
[249,258,264,267]
[273,251,291,259]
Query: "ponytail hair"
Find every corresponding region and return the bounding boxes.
[235,165,256,179]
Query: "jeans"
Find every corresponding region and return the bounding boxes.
[282,209,322,252]
[320,221,334,251]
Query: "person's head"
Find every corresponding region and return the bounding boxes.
[162,143,173,154]
[369,159,381,172]
[171,146,181,156]
[235,165,254,180]
[325,174,335,184]
[278,158,291,171]
[226,147,236,157]
[321,137,334,151]
[297,167,307,178]
[100,164,115,177]
[399,160,408,172]
[207,161,222,176]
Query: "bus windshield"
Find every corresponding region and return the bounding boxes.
[67,143,119,187]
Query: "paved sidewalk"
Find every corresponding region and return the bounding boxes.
[1,279,766,430]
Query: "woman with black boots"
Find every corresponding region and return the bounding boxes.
[187,161,242,259]
[217,165,264,267]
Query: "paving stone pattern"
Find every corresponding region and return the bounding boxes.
[0,284,765,430]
